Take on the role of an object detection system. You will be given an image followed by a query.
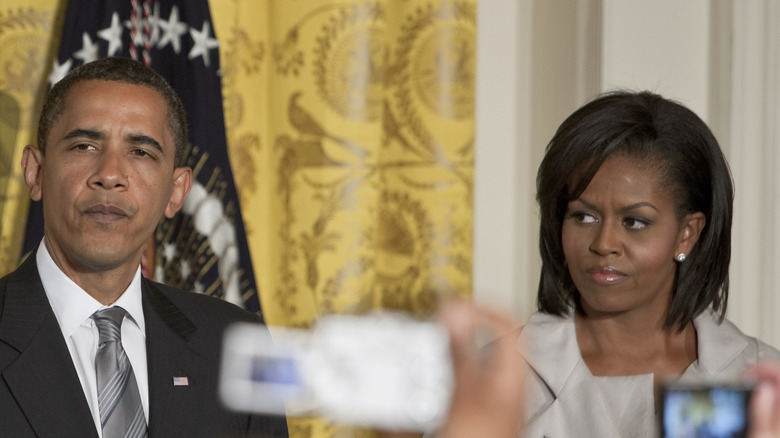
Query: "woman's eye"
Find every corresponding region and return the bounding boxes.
[623,217,649,230]
[571,212,597,224]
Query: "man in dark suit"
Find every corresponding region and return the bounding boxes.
[0,57,288,438]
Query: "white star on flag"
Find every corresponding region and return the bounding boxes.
[48,58,72,87]
[98,12,124,56]
[163,243,176,262]
[188,20,219,67]
[73,33,99,64]
[157,5,188,54]
[180,259,192,279]
[148,2,162,46]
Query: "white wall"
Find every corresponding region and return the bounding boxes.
[600,0,711,116]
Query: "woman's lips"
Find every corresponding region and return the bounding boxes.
[585,267,628,285]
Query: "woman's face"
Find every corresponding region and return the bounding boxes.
[561,154,701,319]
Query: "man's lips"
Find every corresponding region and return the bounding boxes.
[585,266,628,285]
[82,203,130,223]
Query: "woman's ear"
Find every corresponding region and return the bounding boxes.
[675,212,707,259]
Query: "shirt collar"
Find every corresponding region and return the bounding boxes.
[37,239,146,339]
[521,310,582,396]
[691,309,748,375]
[521,308,750,394]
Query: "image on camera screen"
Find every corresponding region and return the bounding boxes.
[661,385,751,438]
[251,356,299,385]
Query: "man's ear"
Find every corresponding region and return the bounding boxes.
[165,166,192,218]
[21,145,44,201]
[675,212,707,258]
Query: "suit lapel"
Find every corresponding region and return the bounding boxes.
[0,256,97,437]
[143,280,212,438]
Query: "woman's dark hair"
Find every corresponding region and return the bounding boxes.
[536,90,733,331]
[37,57,188,167]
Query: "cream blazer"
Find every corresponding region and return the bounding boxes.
[519,310,780,438]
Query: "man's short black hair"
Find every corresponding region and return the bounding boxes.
[38,57,188,167]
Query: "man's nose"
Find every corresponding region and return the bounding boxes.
[88,149,129,190]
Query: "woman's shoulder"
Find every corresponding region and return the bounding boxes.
[523,309,574,327]
[757,337,780,362]
[519,310,575,340]
[694,311,780,371]
[518,310,581,378]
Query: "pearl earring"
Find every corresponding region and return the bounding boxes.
[676,253,686,262]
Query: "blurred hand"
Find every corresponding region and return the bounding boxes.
[748,362,780,438]
[435,300,525,438]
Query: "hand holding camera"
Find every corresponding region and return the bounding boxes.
[434,301,525,438]
[746,363,780,438]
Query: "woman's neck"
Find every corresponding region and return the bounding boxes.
[576,310,696,371]
[574,310,698,411]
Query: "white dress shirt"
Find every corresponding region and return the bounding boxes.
[37,240,149,437]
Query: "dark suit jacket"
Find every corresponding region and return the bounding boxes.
[0,255,289,438]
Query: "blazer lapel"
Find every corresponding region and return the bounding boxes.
[143,280,212,438]
[0,256,97,438]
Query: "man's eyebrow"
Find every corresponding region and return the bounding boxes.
[127,133,164,153]
[63,128,104,141]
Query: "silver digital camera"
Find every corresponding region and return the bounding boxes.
[219,312,453,431]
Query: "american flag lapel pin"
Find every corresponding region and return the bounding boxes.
[173,376,189,387]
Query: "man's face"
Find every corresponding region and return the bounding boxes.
[24,79,190,274]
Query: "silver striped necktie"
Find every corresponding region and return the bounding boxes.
[92,307,148,438]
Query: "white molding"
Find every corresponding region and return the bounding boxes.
[575,0,602,104]
[767,0,780,347]
[473,0,532,319]
[726,0,780,347]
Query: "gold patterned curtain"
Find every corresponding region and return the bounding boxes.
[0,1,476,436]
[0,0,61,271]
[214,3,476,434]
[213,0,476,324]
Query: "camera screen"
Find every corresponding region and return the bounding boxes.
[660,384,752,438]
[251,356,300,385]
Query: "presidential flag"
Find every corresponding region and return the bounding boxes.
[24,0,264,317]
